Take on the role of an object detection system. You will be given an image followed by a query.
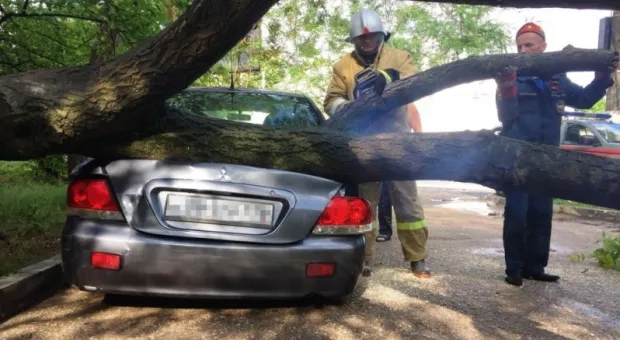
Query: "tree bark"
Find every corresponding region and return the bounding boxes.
[0,0,278,159]
[85,107,620,211]
[413,0,620,10]
[606,12,620,112]
[0,47,614,159]
[325,48,618,134]
[0,0,618,213]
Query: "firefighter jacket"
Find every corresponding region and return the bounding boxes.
[323,45,417,133]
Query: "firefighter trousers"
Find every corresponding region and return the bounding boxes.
[360,180,428,264]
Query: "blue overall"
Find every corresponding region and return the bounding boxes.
[496,73,611,277]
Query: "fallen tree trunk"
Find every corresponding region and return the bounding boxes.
[325,48,619,134]
[0,0,618,214]
[413,0,620,10]
[0,48,615,159]
[84,108,620,211]
[0,0,278,159]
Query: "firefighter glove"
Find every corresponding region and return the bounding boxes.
[495,66,517,98]
[333,99,352,115]
[594,53,619,83]
[374,68,400,95]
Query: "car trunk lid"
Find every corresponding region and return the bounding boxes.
[103,160,343,244]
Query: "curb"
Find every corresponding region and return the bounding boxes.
[0,255,65,322]
[486,195,620,222]
[555,205,620,222]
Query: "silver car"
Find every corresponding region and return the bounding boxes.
[61,87,370,302]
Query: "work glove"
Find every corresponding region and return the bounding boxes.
[373,68,400,95]
[332,99,353,116]
[594,53,619,82]
[495,66,517,98]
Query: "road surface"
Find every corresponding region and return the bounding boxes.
[1,185,619,340]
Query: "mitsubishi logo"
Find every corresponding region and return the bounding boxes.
[216,167,232,182]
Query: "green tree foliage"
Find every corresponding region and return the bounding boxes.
[194,0,511,106]
[0,0,189,74]
[582,97,608,113]
[0,0,190,177]
[570,232,620,271]
[1,0,509,107]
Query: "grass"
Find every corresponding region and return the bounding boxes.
[553,198,618,212]
[570,232,620,271]
[0,161,67,277]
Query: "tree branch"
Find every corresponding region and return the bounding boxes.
[324,48,618,134]
[0,0,279,158]
[0,11,105,26]
[412,0,620,10]
[77,108,620,211]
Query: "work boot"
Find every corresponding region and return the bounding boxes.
[505,274,523,287]
[523,272,560,282]
[376,233,391,242]
[411,259,431,278]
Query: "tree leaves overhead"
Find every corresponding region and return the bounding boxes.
[0,0,189,75]
[203,0,510,104]
[0,0,509,106]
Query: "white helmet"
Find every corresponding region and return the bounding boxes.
[345,9,391,43]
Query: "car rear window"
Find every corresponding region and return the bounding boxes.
[167,90,321,129]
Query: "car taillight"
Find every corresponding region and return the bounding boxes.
[67,178,124,221]
[312,196,373,235]
[91,252,122,270]
[306,263,335,277]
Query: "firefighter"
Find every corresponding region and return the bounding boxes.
[323,8,431,278]
[495,22,618,286]
[377,105,423,243]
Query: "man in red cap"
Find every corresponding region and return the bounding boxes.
[494,22,619,287]
[515,22,547,54]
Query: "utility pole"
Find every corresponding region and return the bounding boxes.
[600,11,620,113]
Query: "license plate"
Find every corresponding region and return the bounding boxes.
[164,194,274,226]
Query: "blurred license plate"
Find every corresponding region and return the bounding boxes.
[164,194,274,226]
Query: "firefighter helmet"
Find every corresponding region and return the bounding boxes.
[345,9,391,43]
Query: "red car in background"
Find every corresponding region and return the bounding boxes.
[559,112,620,159]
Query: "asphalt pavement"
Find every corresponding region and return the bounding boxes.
[1,185,619,340]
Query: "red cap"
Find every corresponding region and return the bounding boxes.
[516,22,545,41]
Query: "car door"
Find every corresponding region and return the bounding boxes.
[560,122,607,156]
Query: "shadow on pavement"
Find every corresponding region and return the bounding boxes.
[1,206,619,340]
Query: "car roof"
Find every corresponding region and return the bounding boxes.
[182,86,310,100]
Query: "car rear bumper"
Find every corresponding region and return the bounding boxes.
[61,219,365,300]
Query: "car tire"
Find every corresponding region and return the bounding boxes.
[102,293,129,306]
[328,293,355,306]
[327,275,369,306]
